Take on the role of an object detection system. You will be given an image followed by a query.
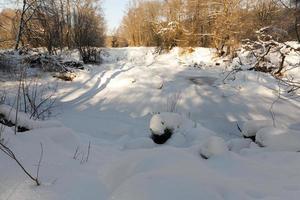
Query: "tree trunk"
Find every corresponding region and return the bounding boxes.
[15,0,27,51]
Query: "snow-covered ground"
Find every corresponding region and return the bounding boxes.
[1,46,300,200]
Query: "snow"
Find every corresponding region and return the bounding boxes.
[227,138,253,153]
[0,104,63,130]
[242,120,274,137]
[149,112,182,136]
[149,112,216,146]
[1,45,300,200]
[256,127,300,151]
[199,136,228,159]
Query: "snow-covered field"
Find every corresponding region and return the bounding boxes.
[1,47,300,200]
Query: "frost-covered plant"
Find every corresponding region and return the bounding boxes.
[166,92,182,113]
[20,77,57,120]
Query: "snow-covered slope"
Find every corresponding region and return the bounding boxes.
[1,46,300,200]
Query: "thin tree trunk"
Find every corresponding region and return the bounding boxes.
[15,0,27,51]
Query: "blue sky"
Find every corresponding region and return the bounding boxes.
[103,0,128,33]
[0,0,128,33]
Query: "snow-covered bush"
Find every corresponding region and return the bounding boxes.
[149,112,217,146]
[78,47,102,64]
[0,52,23,72]
[149,112,182,144]
[20,77,57,120]
[239,31,300,76]
[27,54,84,72]
[256,127,300,151]
[242,120,273,140]
[0,104,62,131]
[199,136,228,159]
[1,50,84,75]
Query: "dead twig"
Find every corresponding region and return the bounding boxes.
[0,141,42,186]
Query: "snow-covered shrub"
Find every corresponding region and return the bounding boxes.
[199,136,228,159]
[149,112,182,144]
[256,127,300,151]
[26,54,67,72]
[149,112,217,146]
[79,47,102,64]
[20,77,57,120]
[239,31,300,76]
[256,26,288,42]
[27,54,84,72]
[242,120,273,141]
[0,104,62,131]
[0,52,22,72]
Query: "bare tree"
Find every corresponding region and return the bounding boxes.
[15,0,40,50]
[73,0,106,63]
[275,0,300,42]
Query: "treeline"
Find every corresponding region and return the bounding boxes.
[115,0,299,55]
[0,0,105,60]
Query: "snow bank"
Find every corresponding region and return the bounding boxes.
[199,136,228,159]
[0,104,63,130]
[242,120,273,137]
[256,127,300,151]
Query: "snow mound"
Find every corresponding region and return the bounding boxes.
[199,136,228,159]
[103,147,222,200]
[256,127,300,151]
[242,120,273,137]
[0,104,63,130]
[227,138,252,153]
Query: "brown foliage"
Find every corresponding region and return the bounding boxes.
[117,0,299,53]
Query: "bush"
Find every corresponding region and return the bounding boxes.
[79,47,102,64]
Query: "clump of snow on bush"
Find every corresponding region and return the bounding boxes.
[227,138,252,153]
[242,120,273,137]
[149,112,183,144]
[256,127,300,151]
[150,112,182,136]
[199,136,228,159]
